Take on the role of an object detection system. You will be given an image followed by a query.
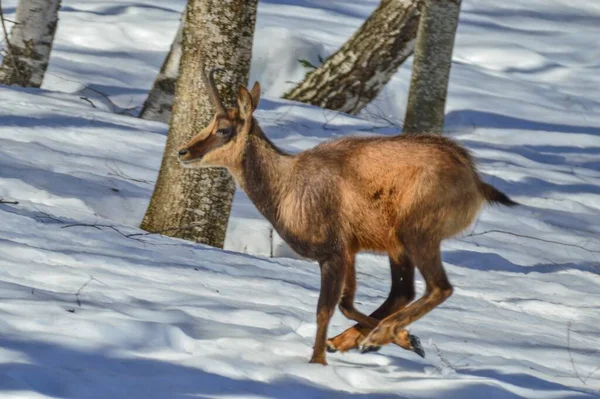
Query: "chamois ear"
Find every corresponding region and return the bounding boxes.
[249,81,261,111]
[238,86,254,120]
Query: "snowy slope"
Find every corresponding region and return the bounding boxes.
[1,0,600,398]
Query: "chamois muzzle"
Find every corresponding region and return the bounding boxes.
[177,131,222,166]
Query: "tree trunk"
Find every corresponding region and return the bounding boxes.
[283,0,420,115]
[403,0,461,134]
[0,0,61,87]
[141,0,257,248]
[138,8,186,123]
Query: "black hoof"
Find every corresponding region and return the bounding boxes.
[409,334,425,358]
[358,344,381,354]
[326,342,338,353]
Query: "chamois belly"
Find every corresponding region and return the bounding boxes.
[274,201,343,261]
[275,224,340,261]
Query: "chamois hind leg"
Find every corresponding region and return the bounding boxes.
[359,239,453,352]
[310,254,347,365]
[327,248,419,354]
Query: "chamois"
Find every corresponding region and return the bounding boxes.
[178,68,517,365]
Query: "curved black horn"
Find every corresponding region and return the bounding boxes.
[201,66,227,115]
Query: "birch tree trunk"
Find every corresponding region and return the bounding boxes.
[283,0,419,115]
[138,9,185,123]
[403,0,461,134]
[141,0,257,248]
[0,0,61,87]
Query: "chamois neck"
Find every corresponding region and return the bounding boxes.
[238,123,293,223]
[248,124,289,160]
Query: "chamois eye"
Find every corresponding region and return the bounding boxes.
[216,127,232,136]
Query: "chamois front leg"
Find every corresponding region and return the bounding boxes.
[310,254,346,365]
[337,253,380,329]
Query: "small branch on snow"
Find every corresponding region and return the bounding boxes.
[430,342,474,374]
[432,343,456,372]
[79,96,97,108]
[0,198,18,204]
[269,228,274,258]
[62,224,148,244]
[567,321,581,383]
[62,223,103,230]
[44,71,120,113]
[74,276,107,307]
[115,95,139,116]
[117,106,141,117]
[321,108,344,131]
[126,223,203,238]
[567,321,600,385]
[75,277,93,307]
[79,85,115,111]
[360,94,403,130]
[106,161,154,184]
[31,204,65,224]
[60,222,191,247]
[61,223,149,243]
[464,229,600,255]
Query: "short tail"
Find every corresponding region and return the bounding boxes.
[479,182,518,207]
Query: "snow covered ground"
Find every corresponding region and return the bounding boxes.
[1,0,600,397]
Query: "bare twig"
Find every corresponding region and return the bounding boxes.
[432,343,455,372]
[126,223,202,238]
[585,366,600,385]
[75,276,107,307]
[269,228,274,258]
[61,223,149,243]
[567,321,600,385]
[60,222,193,247]
[464,229,600,255]
[0,198,18,204]
[567,321,582,384]
[44,71,120,112]
[0,0,22,84]
[106,161,154,184]
[360,101,403,129]
[31,204,64,224]
[116,97,141,116]
[321,108,343,131]
[80,96,97,108]
[117,105,141,116]
[80,86,114,111]
[62,223,104,230]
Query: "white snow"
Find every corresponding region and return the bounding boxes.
[1,0,599,398]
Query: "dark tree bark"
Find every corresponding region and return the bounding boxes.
[283,0,420,115]
[403,0,462,134]
[0,0,61,87]
[139,8,185,123]
[141,0,258,248]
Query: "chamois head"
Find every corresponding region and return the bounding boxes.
[178,67,260,169]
